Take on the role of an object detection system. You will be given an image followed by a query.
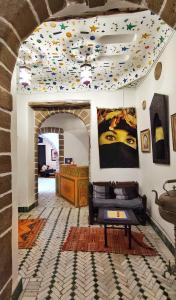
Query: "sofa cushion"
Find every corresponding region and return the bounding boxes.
[114,198,143,209]
[93,184,113,199]
[93,197,143,209]
[93,198,119,208]
[114,186,138,200]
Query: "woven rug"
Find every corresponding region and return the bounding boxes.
[18,218,46,249]
[62,227,157,256]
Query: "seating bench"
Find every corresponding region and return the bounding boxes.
[88,181,147,225]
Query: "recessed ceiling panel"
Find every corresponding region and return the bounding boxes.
[98,33,135,44]
[17,11,173,93]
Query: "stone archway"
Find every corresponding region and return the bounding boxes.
[34,108,90,201]
[0,0,175,298]
[39,126,64,166]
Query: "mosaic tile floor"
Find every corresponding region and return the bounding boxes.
[18,178,176,300]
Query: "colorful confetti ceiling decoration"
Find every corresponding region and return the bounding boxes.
[17,11,173,93]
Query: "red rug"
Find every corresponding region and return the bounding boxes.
[18,219,46,249]
[62,227,157,256]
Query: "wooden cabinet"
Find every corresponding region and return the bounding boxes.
[56,165,89,207]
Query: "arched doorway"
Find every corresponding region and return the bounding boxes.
[34,108,90,202]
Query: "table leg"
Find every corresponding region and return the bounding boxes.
[104,225,108,247]
[128,225,131,249]
[125,225,127,236]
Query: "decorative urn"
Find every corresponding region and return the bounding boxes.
[152,179,176,277]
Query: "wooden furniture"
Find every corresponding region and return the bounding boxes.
[56,165,89,207]
[89,181,147,225]
[97,208,139,249]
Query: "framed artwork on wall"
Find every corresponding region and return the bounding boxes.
[140,129,150,152]
[150,93,170,164]
[64,158,73,164]
[51,149,58,161]
[171,113,176,151]
[97,108,139,168]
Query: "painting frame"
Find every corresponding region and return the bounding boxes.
[149,93,170,164]
[64,158,73,164]
[140,129,151,153]
[51,149,57,161]
[97,107,139,168]
[171,113,176,151]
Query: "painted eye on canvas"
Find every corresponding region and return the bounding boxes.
[126,137,135,145]
[106,134,116,141]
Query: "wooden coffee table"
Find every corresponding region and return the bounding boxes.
[97,208,139,249]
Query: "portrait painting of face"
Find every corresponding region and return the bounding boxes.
[97,108,139,168]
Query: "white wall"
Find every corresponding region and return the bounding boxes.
[64,131,88,165]
[42,133,58,150]
[16,97,35,208]
[14,88,141,209]
[136,32,176,244]
[42,113,89,166]
[11,66,20,294]
[28,106,35,206]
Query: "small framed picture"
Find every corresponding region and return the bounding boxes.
[51,149,58,161]
[140,129,151,153]
[171,113,176,151]
[64,158,73,164]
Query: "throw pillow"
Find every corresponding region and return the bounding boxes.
[114,187,138,200]
[93,184,112,199]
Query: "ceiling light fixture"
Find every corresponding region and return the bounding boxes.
[80,63,92,86]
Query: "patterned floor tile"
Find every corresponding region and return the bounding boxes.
[18,178,176,300]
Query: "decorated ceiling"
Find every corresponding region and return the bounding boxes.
[17,11,173,93]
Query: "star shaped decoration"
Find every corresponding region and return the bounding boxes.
[160,36,164,43]
[127,23,136,30]
[60,23,68,30]
[122,46,129,51]
[142,33,150,39]
[66,32,72,38]
[90,25,98,32]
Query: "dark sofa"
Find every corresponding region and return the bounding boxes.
[40,168,56,177]
[89,181,147,225]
